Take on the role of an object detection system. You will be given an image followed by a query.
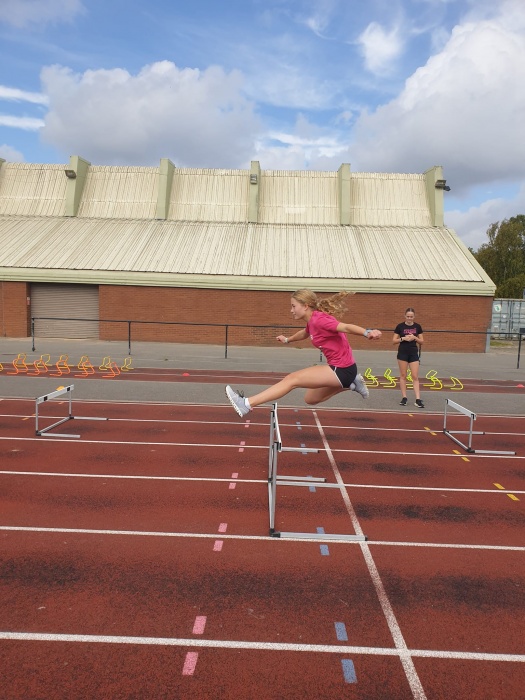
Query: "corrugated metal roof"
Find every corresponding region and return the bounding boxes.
[77,166,158,219]
[259,170,339,225]
[0,163,67,217]
[0,215,494,294]
[0,163,435,227]
[350,173,431,227]
[169,168,249,222]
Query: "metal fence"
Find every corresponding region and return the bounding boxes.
[31,316,525,364]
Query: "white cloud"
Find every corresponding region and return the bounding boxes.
[0,144,24,161]
[357,22,405,75]
[350,12,525,193]
[0,114,44,130]
[446,184,525,249]
[0,0,85,28]
[40,61,262,167]
[0,85,48,105]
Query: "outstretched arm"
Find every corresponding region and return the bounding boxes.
[336,323,382,340]
[276,329,309,344]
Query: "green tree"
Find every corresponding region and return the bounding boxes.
[473,216,525,293]
[496,273,525,299]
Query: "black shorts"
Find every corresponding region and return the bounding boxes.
[397,346,420,363]
[329,363,357,389]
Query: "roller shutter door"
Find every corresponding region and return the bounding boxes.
[31,283,99,338]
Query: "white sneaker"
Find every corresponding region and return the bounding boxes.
[351,373,369,399]
[225,385,251,417]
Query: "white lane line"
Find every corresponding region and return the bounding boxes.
[3,412,525,438]
[1,631,522,663]
[341,483,525,495]
[0,471,266,483]
[314,411,427,700]
[2,397,524,419]
[1,472,524,497]
[1,435,524,459]
[1,526,524,551]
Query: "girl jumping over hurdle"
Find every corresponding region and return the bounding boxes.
[225,289,382,417]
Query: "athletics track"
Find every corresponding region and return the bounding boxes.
[0,385,524,700]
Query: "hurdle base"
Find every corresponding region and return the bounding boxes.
[444,429,516,456]
[270,529,367,541]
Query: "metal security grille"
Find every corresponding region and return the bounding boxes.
[31,283,99,338]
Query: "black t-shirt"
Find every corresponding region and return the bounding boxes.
[394,322,423,362]
[394,322,423,339]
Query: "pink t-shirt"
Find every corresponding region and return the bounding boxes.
[306,310,355,367]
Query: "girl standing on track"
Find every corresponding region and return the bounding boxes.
[393,307,424,408]
[225,289,382,417]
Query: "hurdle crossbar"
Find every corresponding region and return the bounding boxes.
[35,384,108,438]
[443,398,516,455]
[268,403,367,541]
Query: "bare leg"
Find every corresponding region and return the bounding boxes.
[409,360,420,400]
[397,359,408,398]
[247,365,342,408]
[304,385,346,405]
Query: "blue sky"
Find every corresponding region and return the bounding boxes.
[1,0,524,249]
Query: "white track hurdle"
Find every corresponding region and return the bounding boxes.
[268,403,367,540]
[443,398,516,455]
[35,384,108,438]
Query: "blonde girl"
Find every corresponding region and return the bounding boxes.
[225,289,381,417]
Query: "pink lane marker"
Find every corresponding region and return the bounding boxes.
[238,441,245,452]
[229,471,239,489]
[244,420,251,428]
[218,523,228,533]
[182,651,199,675]
[192,616,207,634]
[229,482,237,490]
[213,540,223,551]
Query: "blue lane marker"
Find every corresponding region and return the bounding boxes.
[317,527,325,534]
[296,421,302,431]
[341,659,357,684]
[300,443,308,455]
[320,544,329,555]
[308,477,316,493]
[334,622,348,641]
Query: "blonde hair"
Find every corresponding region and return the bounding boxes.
[292,289,354,318]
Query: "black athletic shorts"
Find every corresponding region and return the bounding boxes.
[329,363,358,389]
[397,346,420,363]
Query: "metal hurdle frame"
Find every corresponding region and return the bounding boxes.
[443,398,516,455]
[35,384,108,438]
[268,403,367,541]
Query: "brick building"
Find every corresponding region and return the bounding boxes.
[0,156,495,351]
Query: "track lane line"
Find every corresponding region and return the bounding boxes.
[1,435,524,459]
[2,470,524,496]
[0,631,523,662]
[1,525,524,550]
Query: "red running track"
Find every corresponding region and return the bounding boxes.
[0,398,524,699]
[2,365,525,393]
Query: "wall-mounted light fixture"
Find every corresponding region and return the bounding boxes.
[250,174,258,184]
[435,179,451,191]
[64,169,77,179]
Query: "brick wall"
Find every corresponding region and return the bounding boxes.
[98,285,493,352]
[0,282,31,336]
